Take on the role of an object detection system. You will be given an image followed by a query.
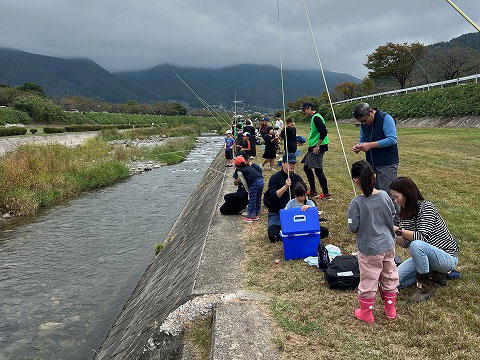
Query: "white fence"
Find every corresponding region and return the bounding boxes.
[333,73,480,105]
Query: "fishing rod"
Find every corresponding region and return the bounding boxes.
[175,74,231,130]
[301,0,357,197]
[275,0,291,199]
[445,0,480,32]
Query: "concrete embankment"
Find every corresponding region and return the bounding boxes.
[95,150,279,360]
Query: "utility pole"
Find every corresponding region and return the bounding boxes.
[233,91,242,128]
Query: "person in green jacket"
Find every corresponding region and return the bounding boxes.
[300,102,331,200]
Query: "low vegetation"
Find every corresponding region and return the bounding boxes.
[245,123,480,359]
[0,138,131,215]
[0,119,220,216]
[183,315,213,360]
[0,127,28,136]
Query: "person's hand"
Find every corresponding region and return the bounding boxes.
[356,142,372,152]
[301,205,310,211]
[352,144,361,154]
[313,146,320,154]
[285,178,292,187]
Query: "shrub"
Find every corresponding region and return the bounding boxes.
[30,128,38,134]
[0,127,28,136]
[0,107,32,124]
[13,94,64,123]
[65,124,103,132]
[43,127,66,134]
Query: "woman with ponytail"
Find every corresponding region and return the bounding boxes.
[347,160,399,324]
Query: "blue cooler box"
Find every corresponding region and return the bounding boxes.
[279,207,320,260]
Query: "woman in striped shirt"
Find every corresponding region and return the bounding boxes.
[390,177,459,302]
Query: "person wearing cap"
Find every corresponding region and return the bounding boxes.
[352,102,398,197]
[265,153,306,242]
[243,119,257,158]
[224,130,235,167]
[239,132,251,156]
[220,151,259,216]
[234,155,264,223]
[301,102,332,200]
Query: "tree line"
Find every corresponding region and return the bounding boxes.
[0,82,215,123]
[291,40,480,106]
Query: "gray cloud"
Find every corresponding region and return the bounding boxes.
[0,0,478,77]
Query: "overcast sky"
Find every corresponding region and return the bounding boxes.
[1,0,478,78]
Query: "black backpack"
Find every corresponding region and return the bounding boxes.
[324,255,360,290]
[317,242,330,271]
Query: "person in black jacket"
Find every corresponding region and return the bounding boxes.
[243,119,257,158]
[280,118,297,155]
[266,153,305,242]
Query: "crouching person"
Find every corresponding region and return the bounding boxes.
[390,177,459,302]
[265,153,305,242]
[234,156,264,223]
[347,161,399,323]
[285,183,329,239]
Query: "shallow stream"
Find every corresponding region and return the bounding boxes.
[0,136,223,359]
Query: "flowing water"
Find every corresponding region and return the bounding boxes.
[0,137,223,360]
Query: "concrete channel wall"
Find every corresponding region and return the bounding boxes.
[95,150,226,360]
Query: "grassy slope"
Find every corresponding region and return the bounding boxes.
[284,83,480,123]
[245,123,480,359]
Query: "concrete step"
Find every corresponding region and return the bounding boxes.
[211,301,279,360]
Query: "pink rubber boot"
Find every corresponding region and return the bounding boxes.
[354,296,375,324]
[383,291,397,320]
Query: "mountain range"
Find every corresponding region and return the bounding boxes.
[0,48,358,110]
[1,31,478,109]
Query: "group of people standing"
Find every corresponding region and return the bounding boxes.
[222,101,460,324]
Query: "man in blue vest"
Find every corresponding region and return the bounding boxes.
[352,103,398,196]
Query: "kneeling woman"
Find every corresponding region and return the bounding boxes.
[390,177,459,302]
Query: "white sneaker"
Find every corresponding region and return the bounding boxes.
[241,210,248,216]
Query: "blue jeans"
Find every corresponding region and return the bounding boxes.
[398,240,458,288]
[247,178,264,218]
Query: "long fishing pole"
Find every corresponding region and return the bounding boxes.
[176,74,230,128]
[301,0,357,197]
[445,0,480,32]
[276,0,291,199]
[176,74,231,130]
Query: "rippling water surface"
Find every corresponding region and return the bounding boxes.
[0,137,223,359]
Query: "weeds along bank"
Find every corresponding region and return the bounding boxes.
[244,123,479,359]
[0,121,218,217]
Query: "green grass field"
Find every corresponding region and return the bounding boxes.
[244,123,480,359]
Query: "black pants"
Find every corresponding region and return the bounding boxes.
[304,165,329,195]
[268,224,329,243]
[219,192,248,215]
